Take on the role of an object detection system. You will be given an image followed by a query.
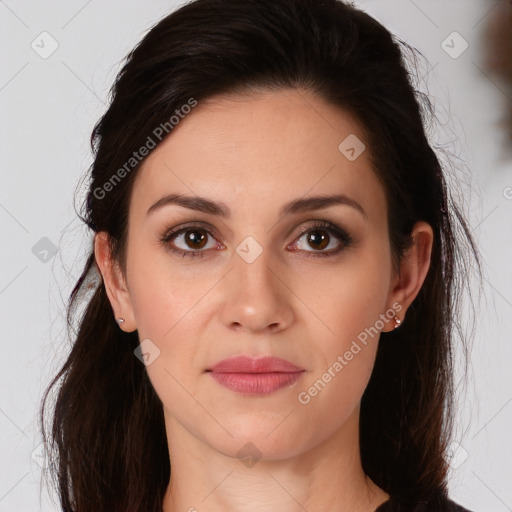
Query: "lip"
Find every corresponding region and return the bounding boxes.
[207,356,305,395]
[208,355,304,373]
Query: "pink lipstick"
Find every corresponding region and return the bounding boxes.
[206,355,305,395]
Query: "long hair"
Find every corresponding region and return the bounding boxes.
[39,1,482,510]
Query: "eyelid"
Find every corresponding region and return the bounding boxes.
[163,221,222,241]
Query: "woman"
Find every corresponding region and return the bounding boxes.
[40,0,482,510]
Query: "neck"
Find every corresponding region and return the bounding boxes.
[161,406,389,512]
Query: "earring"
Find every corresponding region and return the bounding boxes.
[117,317,125,325]
[394,315,401,329]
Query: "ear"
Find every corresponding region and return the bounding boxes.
[382,221,434,332]
[94,232,136,332]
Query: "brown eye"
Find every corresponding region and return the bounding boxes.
[306,229,330,251]
[182,229,208,250]
[290,221,353,258]
[159,223,221,258]
[159,220,352,260]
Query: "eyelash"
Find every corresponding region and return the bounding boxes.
[158,220,353,259]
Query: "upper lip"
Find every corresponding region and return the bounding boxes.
[207,355,304,373]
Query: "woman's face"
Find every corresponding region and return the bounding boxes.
[102,88,412,461]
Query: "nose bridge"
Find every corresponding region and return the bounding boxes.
[233,236,279,300]
[220,236,293,332]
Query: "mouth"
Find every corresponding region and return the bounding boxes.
[207,371,304,395]
[206,355,305,395]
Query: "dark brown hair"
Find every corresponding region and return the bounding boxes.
[40,0,482,510]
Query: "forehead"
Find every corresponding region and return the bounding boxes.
[130,88,387,225]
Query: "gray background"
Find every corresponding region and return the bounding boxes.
[1,0,511,510]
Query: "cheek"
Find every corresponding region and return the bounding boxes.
[294,340,378,450]
[292,246,390,405]
[295,248,391,346]
[125,243,218,392]
[126,249,209,427]
[294,262,388,432]
[126,241,211,340]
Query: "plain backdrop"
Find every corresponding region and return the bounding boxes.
[1,1,511,511]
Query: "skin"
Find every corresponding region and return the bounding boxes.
[95,88,433,512]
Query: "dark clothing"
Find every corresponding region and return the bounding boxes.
[375,490,473,511]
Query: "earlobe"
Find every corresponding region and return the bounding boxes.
[94,232,136,332]
[383,221,434,332]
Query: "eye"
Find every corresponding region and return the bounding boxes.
[158,220,353,259]
[289,221,353,258]
[158,222,222,258]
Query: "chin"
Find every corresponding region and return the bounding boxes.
[202,415,317,462]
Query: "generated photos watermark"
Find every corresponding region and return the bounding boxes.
[93,97,198,200]
[297,301,403,405]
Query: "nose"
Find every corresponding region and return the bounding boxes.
[219,245,295,334]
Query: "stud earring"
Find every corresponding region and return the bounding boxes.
[117,317,125,325]
[394,316,401,329]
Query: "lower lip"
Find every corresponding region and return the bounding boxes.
[208,371,304,395]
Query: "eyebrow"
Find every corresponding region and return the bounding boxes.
[146,193,367,221]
